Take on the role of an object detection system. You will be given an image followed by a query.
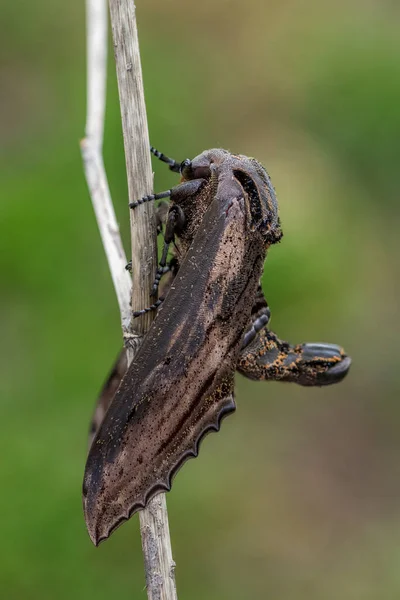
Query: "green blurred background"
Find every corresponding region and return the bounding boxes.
[2,0,400,598]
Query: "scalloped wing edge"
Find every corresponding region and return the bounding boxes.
[88,396,236,546]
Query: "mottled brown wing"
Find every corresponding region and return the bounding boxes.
[86,288,266,448]
[83,186,265,545]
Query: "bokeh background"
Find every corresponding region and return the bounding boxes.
[2,0,400,598]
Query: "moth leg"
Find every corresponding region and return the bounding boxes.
[156,200,170,233]
[129,189,172,209]
[241,306,271,349]
[237,328,351,387]
[151,205,184,296]
[129,178,205,211]
[132,297,165,318]
[125,202,171,273]
[125,260,174,275]
[158,261,177,277]
[169,178,206,204]
[129,204,180,310]
[241,283,271,350]
[150,178,204,296]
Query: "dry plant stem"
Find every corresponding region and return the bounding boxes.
[82,0,178,598]
[108,0,156,339]
[81,0,132,326]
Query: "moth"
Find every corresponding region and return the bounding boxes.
[83,148,351,545]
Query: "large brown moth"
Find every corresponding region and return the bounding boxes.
[83,148,351,545]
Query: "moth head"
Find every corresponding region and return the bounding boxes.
[179,149,230,182]
[179,149,282,246]
[233,157,283,246]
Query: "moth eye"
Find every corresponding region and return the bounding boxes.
[183,156,213,180]
[191,165,211,179]
[180,159,191,172]
[179,159,193,178]
[233,169,262,226]
[180,159,211,180]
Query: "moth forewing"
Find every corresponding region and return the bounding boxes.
[83,168,271,545]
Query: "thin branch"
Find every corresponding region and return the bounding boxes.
[81,0,132,326]
[107,0,157,341]
[81,0,178,598]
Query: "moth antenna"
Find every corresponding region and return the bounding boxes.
[150,205,185,296]
[129,190,171,209]
[150,146,181,173]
